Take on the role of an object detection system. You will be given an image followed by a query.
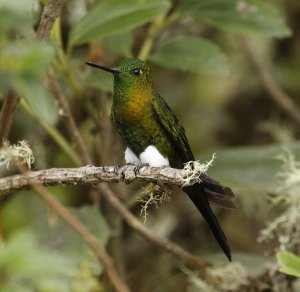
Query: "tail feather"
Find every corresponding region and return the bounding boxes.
[183,184,232,261]
[200,174,236,209]
[204,188,237,209]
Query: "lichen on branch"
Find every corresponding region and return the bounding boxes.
[180,154,216,187]
[137,183,171,223]
[0,140,34,169]
[0,158,216,196]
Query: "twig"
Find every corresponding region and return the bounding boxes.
[13,163,130,292]
[240,37,300,128]
[137,8,179,61]
[0,165,197,195]
[37,1,87,162]
[0,0,63,145]
[47,70,92,164]
[43,25,131,285]
[37,0,91,165]
[98,93,114,165]
[0,92,20,144]
[36,1,129,290]
[0,0,64,143]
[138,14,166,60]
[36,0,64,41]
[98,183,207,273]
[0,92,20,240]
[38,188,130,292]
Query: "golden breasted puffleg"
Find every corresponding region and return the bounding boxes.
[86,58,235,261]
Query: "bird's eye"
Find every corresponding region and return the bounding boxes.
[130,68,142,76]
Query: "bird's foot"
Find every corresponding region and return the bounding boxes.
[134,163,150,176]
[114,163,139,176]
[124,162,135,166]
[113,164,121,175]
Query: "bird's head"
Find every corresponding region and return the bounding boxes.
[86,58,153,97]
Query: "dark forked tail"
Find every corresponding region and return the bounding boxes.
[183,184,232,261]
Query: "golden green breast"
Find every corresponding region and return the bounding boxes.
[114,89,152,124]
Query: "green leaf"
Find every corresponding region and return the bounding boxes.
[0,230,76,291]
[277,251,300,278]
[32,205,110,273]
[150,36,229,76]
[70,0,170,45]
[1,41,55,79]
[86,70,113,93]
[0,41,54,90]
[2,193,110,289]
[0,0,34,39]
[179,0,292,38]
[0,41,57,125]
[199,142,300,194]
[16,81,58,126]
[102,31,133,57]
[0,40,58,126]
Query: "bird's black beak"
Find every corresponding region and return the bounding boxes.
[85,61,120,74]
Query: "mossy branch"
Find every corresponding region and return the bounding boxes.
[0,165,199,195]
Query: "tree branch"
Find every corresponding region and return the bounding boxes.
[240,37,300,128]
[47,70,92,165]
[12,163,130,292]
[98,182,208,273]
[0,92,20,144]
[36,0,64,41]
[0,164,208,274]
[0,165,195,195]
[0,0,64,145]
[36,1,131,287]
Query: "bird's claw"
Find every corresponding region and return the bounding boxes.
[134,163,150,176]
[113,165,121,174]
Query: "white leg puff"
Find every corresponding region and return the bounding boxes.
[124,147,141,165]
[139,145,169,167]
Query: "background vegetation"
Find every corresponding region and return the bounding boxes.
[1,0,300,291]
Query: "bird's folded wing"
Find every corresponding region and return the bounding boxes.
[152,93,194,163]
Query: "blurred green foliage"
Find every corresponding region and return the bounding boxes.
[1,0,300,291]
[150,36,229,75]
[278,251,300,278]
[1,192,108,291]
[0,0,55,118]
[179,0,292,37]
[70,0,171,46]
[203,142,300,194]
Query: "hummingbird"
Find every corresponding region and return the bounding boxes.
[86,58,235,261]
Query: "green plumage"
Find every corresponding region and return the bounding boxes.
[110,59,192,167]
[112,93,187,168]
[86,58,235,261]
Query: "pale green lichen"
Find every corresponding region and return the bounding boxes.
[258,117,296,144]
[137,183,171,223]
[276,148,300,199]
[258,148,300,252]
[207,262,248,290]
[180,154,216,187]
[182,266,213,292]
[138,155,216,222]
[183,262,248,292]
[0,140,34,169]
